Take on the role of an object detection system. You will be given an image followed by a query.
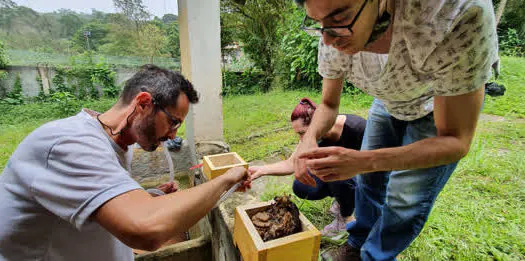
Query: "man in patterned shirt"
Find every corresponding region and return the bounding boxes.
[290,0,499,260]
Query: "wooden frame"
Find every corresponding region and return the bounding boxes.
[202,152,248,180]
[233,201,321,261]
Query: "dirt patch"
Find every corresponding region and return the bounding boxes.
[479,114,505,122]
[250,195,302,241]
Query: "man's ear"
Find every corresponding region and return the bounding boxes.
[134,92,154,112]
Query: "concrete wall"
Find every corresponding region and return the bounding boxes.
[1,66,49,97]
[0,65,140,97]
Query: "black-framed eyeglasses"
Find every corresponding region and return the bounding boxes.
[152,99,182,132]
[300,0,369,37]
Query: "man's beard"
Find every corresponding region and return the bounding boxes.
[135,115,160,152]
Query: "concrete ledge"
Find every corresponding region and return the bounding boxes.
[196,141,230,159]
[135,217,212,261]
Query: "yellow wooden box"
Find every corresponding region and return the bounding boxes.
[202,152,248,180]
[233,201,321,261]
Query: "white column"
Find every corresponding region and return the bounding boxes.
[178,0,224,146]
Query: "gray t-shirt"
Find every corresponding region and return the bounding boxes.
[318,0,499,120]
[0,109,142,261]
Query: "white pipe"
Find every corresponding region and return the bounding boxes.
[163,141,175,183]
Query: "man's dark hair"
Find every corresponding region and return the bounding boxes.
[118,64,199,108]
[294,0,305,6]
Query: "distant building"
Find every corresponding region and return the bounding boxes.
[221,42,243,65]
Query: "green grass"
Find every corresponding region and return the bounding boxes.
[0,57,524,260]
[0,120,50,168]
[402,119,525,260]
[483,56,525,119]
[0,98,116,168]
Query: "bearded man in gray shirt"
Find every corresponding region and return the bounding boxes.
[0,64,249,261]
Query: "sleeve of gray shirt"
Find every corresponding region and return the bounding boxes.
[30,133,142,231]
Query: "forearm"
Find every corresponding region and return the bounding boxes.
[367,87,483,173]
[305,103,339,141]
[96,175,235,250]
[258,160,294,176]
[366,135,469,173]
[304,77,343,141]
[144,175,233,240]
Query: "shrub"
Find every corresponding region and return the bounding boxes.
[1,74,24,105]
[276,8,322,91]
[222,70,265,96]
[0,40,9,98]
[499,28,525,57]
[52,54,119,100]
[50,91,80,117]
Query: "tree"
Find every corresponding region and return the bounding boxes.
[161,14,178,24]
[0,6,39,37]
[104,13,130,27]
[98,23,138,56]
[113,0,151,31]
[71,22,110,52]
[0,0,16,8]
[57,10,84,38]
[36,13,59,40]
[164,21,180,59]
[220,7,238,62]
[91,9,107,21]
[501,0,525,38]
[221,0,290,92]
[495,0,507,25]
[0,7,16,36]
[137,23,167,63]
[497,0,525,56]
[276,7,322,90]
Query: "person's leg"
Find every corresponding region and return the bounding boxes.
[322,178,357,236]
[346,99,404,248]
[292,172,330,200]
[326,178,356,218]
[359,113,459,261]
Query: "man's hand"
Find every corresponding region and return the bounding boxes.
[157,181,179,194]
[293,138,318,187]
[248,166,266,180]
[223,166,251,192]
[299,146,372,182]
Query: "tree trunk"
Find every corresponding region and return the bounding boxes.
[495,0,507,25]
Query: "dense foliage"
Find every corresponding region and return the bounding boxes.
[0,0,524,95]
[0,40,9,97]
[0,2,179,60]
[52,55,119,100]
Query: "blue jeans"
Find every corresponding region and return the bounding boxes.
[293,173,356,217]
[347,99,458,261]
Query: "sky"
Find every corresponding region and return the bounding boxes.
[12,0,179,17]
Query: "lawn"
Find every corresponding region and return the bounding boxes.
[0,56,523,260]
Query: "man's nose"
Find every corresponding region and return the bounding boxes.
[322,32,337,47]
[168,129,177,140]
